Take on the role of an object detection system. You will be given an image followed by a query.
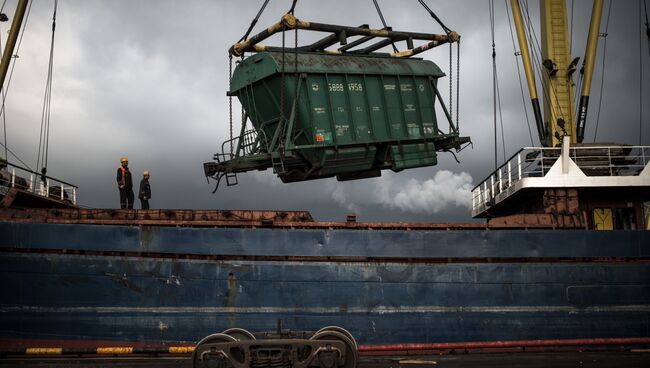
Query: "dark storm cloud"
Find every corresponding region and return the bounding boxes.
[1,0,648,221]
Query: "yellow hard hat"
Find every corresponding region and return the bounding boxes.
[143,170,149,176]
[120,156,128,163]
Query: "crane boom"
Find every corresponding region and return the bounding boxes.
[0,0,29,93]
[576,0,604,142]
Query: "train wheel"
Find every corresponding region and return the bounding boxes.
[310,330,358,368]
[222,327,256,341]
[192,333,237,368]
[314,326,358,350]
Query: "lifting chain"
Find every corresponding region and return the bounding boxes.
[280,27,286,128]
[241,55,246,141]
[456,41,460,130]
[292,24,299,137]
[228,54,233,156]
[449,43,452,124]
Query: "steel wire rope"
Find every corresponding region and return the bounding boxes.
[0,0,33,170]
[490,0,498,169]
[416,0,458,129]
[641,0,647,145]
[492,1,507,160]
[232,0,272,156]
[238,0,270,43]
[417,0,452,34]
[372,0,398,53]
[288,0,298,15]
[0,140,29,168]
[573,67,583,118]
[505,0,535,146]
[639,0,650,55]
[592,0,612,142]
[36,0,57,180]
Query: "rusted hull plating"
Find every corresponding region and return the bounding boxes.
[0,212,649,348]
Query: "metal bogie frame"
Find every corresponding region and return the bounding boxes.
[193,327,358,368]
[193,338,349,368]
[229,14,459,58]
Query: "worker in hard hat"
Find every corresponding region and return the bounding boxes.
[139,170,151,210]
[116,157,134,209]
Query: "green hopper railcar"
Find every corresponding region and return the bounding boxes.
[204,16,469,189]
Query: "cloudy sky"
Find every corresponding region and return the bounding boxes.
[1,0,648,222]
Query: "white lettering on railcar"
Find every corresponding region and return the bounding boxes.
[348,83,363,92]
[328,83,344,92]
[335,124,349,136]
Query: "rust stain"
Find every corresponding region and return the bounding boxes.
[224,272,237,327]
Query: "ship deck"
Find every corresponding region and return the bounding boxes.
[2,352,649,368]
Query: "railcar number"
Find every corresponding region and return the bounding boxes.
[327,83,364,92]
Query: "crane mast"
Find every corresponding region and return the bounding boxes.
[511,0,603,147]
[540,0,576,147]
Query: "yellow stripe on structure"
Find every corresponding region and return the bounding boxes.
[26,348,62,355]
[96,347,133,354]
[169,346,195,354]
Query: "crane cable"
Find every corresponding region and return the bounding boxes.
[238,0,270,43]
[592,0,612,142]
[372,0,398,53]
[641,0,648,145]
[416,0,459,129]
[639,0,650,55]
[231,0,271,154]
[417,0,452,34]
[489,0,499,170]
[36,0,57,181]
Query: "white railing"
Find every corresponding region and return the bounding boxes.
[471,145,650,214]
[0,161,77,205]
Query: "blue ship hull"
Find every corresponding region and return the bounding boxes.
[1,221,649,346]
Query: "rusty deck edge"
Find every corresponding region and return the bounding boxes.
[0,208,585,230]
